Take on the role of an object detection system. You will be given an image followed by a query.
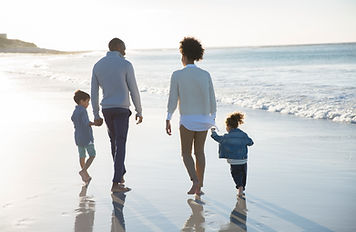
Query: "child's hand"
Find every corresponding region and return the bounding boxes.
[211,127,216,133]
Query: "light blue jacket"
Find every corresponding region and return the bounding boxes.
[91,51,142,119]
[71,105,94,146]
[211,128,254,160]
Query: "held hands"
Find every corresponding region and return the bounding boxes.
[136,114,143,124]
[210,127,216,133]
[94,118,104,126]
[166,120,172,136]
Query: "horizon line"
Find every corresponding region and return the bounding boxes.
[67,41,356,53]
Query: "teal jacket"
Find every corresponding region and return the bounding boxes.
[211,128,254,159]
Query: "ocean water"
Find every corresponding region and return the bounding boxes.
[1,43,355,123]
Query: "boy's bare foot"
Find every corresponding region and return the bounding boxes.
[120,176,125,184]
[84,176,92,187]
[187,181,199,195]
[79,170,88,182]
[111,183,131,193]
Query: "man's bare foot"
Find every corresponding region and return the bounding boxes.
[238,186,243,197]
[111,183,131,193]
[187,181,199,195]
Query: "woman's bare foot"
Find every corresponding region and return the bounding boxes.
[195,190,205,196]
[187,181,199,195]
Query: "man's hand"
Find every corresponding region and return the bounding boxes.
[94,118,103,126]
[166,120,172,136]
[136,114,143,124]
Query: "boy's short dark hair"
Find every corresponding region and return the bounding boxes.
[108,38,125,51]
[179,37,204,61]
[73,90,90,104]
[226,112,245,129]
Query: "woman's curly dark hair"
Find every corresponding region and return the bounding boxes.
[179,37,204,61]
[226,112,245,129]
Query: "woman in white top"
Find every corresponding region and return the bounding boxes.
[166,37,217,195]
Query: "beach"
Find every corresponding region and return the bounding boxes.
[0,48,356,232]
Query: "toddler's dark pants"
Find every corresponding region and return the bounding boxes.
[230,163,247,190]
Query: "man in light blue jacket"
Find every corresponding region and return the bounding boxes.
[91,38,143,192]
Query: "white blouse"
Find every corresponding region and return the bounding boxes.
[167,64,216,131]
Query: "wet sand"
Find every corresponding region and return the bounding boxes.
[0,72,355,232]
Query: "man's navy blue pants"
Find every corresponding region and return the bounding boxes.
[102,108,131,183]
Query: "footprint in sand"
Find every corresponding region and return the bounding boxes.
[2,202,13,208]
[15,218,35,228]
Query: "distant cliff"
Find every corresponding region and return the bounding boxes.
[0,37,65,53]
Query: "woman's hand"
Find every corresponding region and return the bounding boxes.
[166,120,172,136]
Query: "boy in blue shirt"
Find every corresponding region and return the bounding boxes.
[71,90,97,184]
[211,112,254,197]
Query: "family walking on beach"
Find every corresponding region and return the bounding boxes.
[71,37,254,197]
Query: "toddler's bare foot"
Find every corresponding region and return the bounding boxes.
[187,181,199,195]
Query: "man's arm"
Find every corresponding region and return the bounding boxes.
[91,68,100,120]
[126,62,143,119]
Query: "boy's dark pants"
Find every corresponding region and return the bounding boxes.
[230,164,247,190]
[102,108,131,183]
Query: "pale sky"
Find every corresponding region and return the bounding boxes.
[1,0,356,51]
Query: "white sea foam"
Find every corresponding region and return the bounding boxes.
[1,44,355,124]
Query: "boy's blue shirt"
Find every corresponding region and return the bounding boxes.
[71,105,94,146]
[211,128,254,160]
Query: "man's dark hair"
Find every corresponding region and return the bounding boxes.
[108,38,124,51]
[73,90,90,104]
[179,37,204,61]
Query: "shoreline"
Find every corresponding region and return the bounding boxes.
[1,68,356,231]
[0,47,87,54]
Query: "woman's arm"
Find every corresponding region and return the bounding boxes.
[208,74,217,115]
[166,73,178,135]
[167,73,179,116]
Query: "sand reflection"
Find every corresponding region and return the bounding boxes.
[182,197,205,232]
[111,192,127,232]
[219,196,247,232]
[74,186,95,232]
